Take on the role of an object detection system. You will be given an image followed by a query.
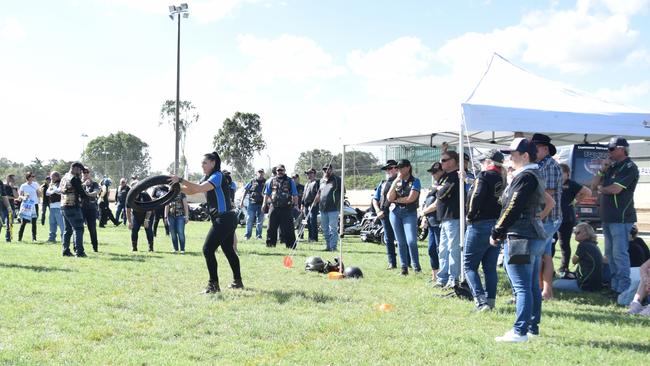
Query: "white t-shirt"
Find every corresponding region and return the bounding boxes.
[19,182,40,203]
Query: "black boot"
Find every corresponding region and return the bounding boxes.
[203,280,220,294]
[132,242,138,252]
[148,243,154,252]
[92,244,98,252]
[228,279,244,289]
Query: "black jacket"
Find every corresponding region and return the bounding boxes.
[436,170,461,221]
[466,169,504,222]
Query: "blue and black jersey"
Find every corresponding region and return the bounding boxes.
[204,171,233,218]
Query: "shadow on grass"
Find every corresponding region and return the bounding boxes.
[553,291,612,306]
[0,263,76,272]
[544,309,650,326]
[566,339,650,354]
[260,289,341,304]
[103,252,163,262]
[243,250,288,257]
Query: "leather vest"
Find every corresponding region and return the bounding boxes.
[248,178,265,204]
[271,176,293,208]
[395,176,418,212]
[60,173,81,207]
[379,177,396,211]
[49,182,62,204]
[500,169,546,239]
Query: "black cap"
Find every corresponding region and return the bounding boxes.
[427,162,443,173]
[257,168,265,173]
[381,159,398,170]
[478,149,504,163]
[501,138,537,156]
[71,162,85,170]
[276,164,286,170]
[304,168,316,174]
[608,136,629,149]
[531,133,557,156]
[396,159,411,168]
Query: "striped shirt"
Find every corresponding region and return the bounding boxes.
[537,155,562,222]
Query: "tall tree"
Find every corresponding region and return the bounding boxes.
[159,100,199,174]
[294,150,380,176]
[82,131,151,180]
[213,112,266,182]
[294,149,337,175]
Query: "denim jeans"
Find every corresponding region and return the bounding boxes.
[552,279,582,292]
[389,207,420,271]
[115,202,127,224]
[603,222,634,293]
[438,219,461,284]
[48,206,64,242]
[245,203,264,239]
[427,225,440,270]
[62,206,85,254]
[463,219,499,302]
[380,215,397,267]
[504,236,546,336]
[2,207,13,241]
[305,205,319,241]
[543,218,562,256]
[168,215,186,251]
[320,210,339,251]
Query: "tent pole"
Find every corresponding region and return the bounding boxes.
[459,118,466,283]
[339,144,346,273]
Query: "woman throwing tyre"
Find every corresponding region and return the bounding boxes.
[169,151,243,294]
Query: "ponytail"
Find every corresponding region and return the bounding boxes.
[202,151,222,181]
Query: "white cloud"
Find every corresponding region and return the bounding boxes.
[0,18,26,41]
[595,81,650,104]
[437,0,645,73]
[233,34,346,85]
[625,48,650,66]
[347,37,434,81]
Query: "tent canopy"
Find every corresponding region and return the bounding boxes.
[354,53,650,148]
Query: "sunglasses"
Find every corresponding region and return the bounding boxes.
[440,158,450,163]
[387,166,397,170]
[277,169,285,172]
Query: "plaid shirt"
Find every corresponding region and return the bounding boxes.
[537,155,563,222]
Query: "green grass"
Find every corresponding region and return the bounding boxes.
[0,220,648,365]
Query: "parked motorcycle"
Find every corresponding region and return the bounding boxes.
[188,202,210,221]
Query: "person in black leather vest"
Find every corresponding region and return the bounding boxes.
[81,167,101,252]
[264,164,299,248]
[40,177,50,226]
[492,138,555,343]
[60,162,90,257]
[243,169,267,240]
[372,159,400,269]
[302,168,320,242]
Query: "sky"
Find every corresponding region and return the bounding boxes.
[1,0,649,176]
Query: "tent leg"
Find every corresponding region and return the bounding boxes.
[339,144,346,273]
[459,118,466,284]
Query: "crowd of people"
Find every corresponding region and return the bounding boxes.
[2,133,650,342]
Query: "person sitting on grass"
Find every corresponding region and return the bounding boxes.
[552,222,603,292]
[627,258,650,316]
[629,225,650,268]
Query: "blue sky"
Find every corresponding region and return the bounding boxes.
[1,0,649,176]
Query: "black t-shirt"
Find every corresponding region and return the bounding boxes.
[424,187,439,227]
[302,180,320,206]
[127,191,152,223]
[600,158,638,223]
[3,184,15,208]
[629,237,650,267]
[116,185,130,204]
[575,240,603,291]
[319,175,342,212]
[560,179,583,224]
[436,170,461,221]
[82,181,100,208]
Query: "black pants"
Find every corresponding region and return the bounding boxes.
[153,208,169,237]
[554,221,574,271]
[18,217,37,241]
[41,203,49,225]
[203,212,240,283]
[82,206,99,249]
[266,207,296,248]
[131,215,154,247]
[98,201,119,227]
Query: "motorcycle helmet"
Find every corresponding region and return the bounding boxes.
[305,256,326,272]
[343,266,363,279]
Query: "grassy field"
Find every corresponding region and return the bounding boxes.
[0,219,648,365]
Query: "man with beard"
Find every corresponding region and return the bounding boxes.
[264,164,299,248]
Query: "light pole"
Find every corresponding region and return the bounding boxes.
[80,133,89,159]
[266,154,271,173]
[168,3,189,175]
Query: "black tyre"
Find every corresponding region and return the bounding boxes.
[126,175,181,211]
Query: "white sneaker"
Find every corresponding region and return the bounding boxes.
[628,301,644,315]
[495,329,528,343]
[180,251,185,255]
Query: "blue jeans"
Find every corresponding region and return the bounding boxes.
[552,279,582,292]
[543,218,562,256]
[463,219,499,302]
[245,203,264,239]
[504,236,546,336]
[380,215,397,267]
[603,222,634,293]
[115,202,127,224]
[438,219,461,284]
[168,215,186,251]
[320,210,339,251]
[389,208,420,271]
[305,205,319,241]
[48,206,64,242]
[62,206,85,254]
[428,225,440,270]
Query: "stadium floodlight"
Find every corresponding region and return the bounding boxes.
[168,3,190,175]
